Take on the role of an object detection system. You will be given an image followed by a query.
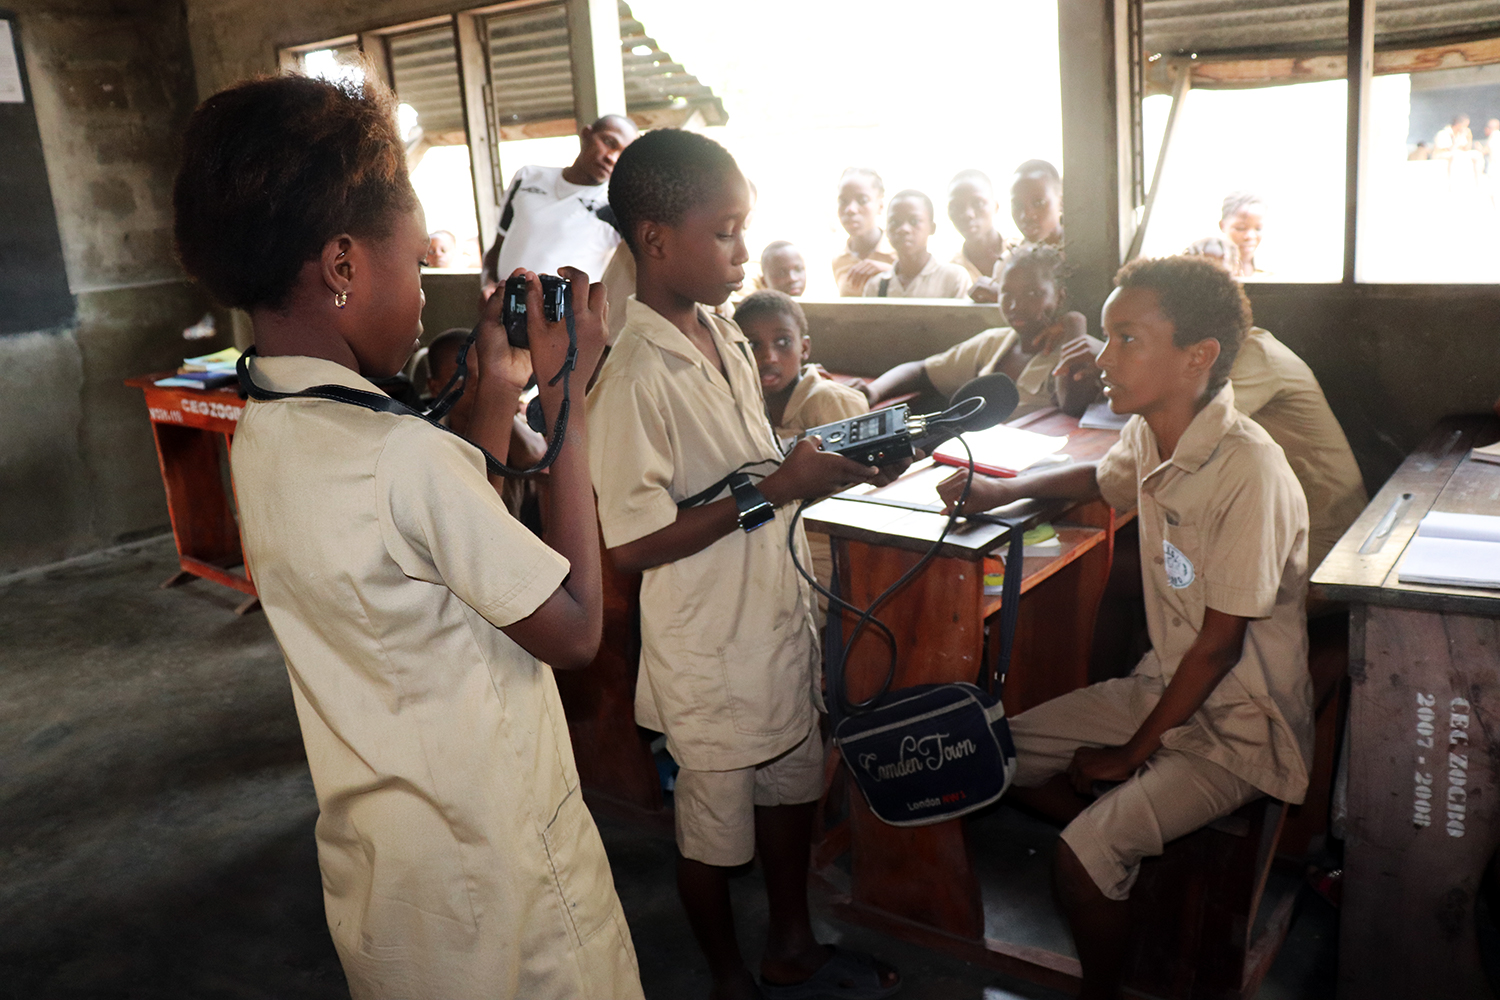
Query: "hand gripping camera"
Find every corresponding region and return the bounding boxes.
[501,272,571,348]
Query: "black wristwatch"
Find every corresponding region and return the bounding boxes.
[729,473,776,532]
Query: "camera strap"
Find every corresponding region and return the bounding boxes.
[234,311,576,478]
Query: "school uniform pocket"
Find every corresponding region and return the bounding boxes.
[718,614,813,738]
[542,786,619,947]
[1160,522,1205,626]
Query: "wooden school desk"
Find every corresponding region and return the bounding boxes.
[126,374,258,614]
[1311,414,1500,1000]
[802,406,1126,987]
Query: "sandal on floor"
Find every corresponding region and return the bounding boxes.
[759,947,900,1000]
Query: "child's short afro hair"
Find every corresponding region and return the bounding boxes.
[1114,255,1251,395]
[608,129,742,252]
[174,72,417,311]
[734,289,807,337]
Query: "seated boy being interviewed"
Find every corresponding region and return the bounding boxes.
[174,75,641,998]
[589,129,901,1000]
[858,244,1097,417]
[937,256,1312,1000]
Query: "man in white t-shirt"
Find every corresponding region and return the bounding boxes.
[481,114,639,294]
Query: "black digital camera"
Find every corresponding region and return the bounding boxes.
[501,273,571,348]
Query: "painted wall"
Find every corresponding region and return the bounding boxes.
[0,0,229,573]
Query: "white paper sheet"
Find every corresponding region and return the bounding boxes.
[0,22,23,104]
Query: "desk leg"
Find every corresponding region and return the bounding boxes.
[836,540,986,939]
[151,422,241,568]
[1340,604,1500,1000]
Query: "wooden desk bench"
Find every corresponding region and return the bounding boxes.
[126,373,258,614]
[1312,414,1500,1000]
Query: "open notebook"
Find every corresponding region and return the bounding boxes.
[1397,511,1500,590]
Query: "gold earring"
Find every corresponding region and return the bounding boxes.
[335,290,348,309]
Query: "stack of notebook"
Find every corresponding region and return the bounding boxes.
[153,347,242,390]
[1397,511,1500,590]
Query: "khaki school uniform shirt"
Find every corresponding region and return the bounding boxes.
[862,254,972,299]
[1229,328,1367,570]
[832,235,896,297]
[775,364,870,441]
[1095,382,1314,804]
[231,356,642,1000]
[953,241,1006,284]
[588,298,820,771]
[922,326,1060,416]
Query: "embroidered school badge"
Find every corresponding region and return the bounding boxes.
[1163,540,1195,589]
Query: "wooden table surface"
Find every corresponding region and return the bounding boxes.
[1312,414,1500,615]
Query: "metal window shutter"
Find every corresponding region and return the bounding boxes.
[1144,0,1500,60]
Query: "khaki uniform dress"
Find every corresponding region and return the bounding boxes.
[231,356,643,1000]
[588,299,823,866]
[832,234,896,297]
[1229,328,1367,570]
[1008,383,1313,900]
[923,326,1061,416]
[861,254,972,299]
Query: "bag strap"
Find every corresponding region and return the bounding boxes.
[825,513,1028,721]
[987,519,1028,696]
[235,311,576,478]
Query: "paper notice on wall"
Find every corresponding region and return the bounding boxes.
[0,21,24,104]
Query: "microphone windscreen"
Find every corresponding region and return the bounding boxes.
[949,373,1019,431]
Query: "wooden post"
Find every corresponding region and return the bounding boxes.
[454,12,500,253]
[1058,0,1125,338]
[1343,0,1374,284]
[565,0,626,127]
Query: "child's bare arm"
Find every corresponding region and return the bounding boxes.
[499,268,607,669]
[1053,333,1104,417]
[936,461,1101,515]
[609,439,882,574]
[1065,609,1250,791]
[857,361,935,406]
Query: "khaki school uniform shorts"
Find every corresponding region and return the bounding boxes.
[674,727,825,867]
[1009,677,1260,901]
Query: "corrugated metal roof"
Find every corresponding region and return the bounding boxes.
[486,0,726,131]
[1144,0,1500,60]
[389,25,467,141]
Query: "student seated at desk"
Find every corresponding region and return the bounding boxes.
[937,256,1312,1000]
[856,244,1097,416]
[589,129,902,1000]
[861,189,971,299]
[734,290,867,443]
[1055,245,1367,572]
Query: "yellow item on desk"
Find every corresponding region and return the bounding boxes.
[983,524,1059,594]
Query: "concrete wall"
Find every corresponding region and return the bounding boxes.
[0,0,229,573]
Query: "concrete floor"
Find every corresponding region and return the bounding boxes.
[0,537,1343,999]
